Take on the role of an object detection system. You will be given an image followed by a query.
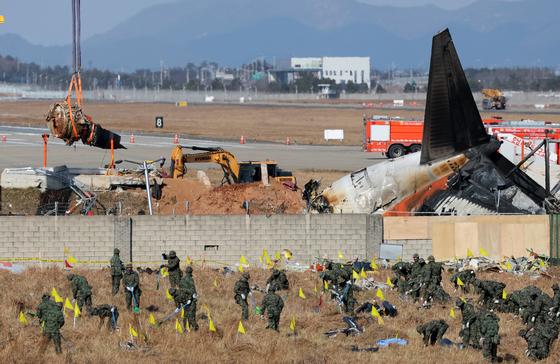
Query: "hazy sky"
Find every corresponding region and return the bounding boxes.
[0,0,506,46]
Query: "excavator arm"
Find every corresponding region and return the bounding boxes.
[170,145,240,184]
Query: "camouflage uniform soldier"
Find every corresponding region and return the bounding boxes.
[261,283,284,331]
[39,302,65,355]
[341,279,357,314]
[451,269,476,293]
[478,310,500,362]
[123,263,141,311]
[456,298,481,349]
[168,287,192,329]
[407,254,425,302]
[416,319,449,346]
[110,248,124,295]
[266,269,289,292]
[421,255,442,304]
[67,274,93,312]
[36,294,57,325]
[179,266,199,330]
[163,250,182,288]
[234,272,251,320]
[519,321,559,361]
[473,279,506,310]
[391,261,411,295]
[550,283,560,319]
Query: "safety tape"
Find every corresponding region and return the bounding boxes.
[0,257,234,267]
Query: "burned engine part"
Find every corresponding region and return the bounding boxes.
[46,101,125,149]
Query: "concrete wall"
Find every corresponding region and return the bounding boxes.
[0,214,383,267]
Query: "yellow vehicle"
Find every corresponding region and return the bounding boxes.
[482,88,506,110]
[169,145,296,186]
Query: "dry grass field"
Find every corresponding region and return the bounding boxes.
[2,100,560,146]
[1,263,559,363]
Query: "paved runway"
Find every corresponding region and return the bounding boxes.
[0,125,384,173]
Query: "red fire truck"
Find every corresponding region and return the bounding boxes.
[363,115,560,158]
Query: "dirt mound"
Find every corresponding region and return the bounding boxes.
[158,178,305,215]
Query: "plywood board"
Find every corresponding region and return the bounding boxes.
[432,222,455,260]
[453,223,479,258]
[384,216,431,240]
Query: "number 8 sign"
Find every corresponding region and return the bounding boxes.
[155,116,164,128]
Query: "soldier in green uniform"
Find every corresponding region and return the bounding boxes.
[123,263,141,311]
[168,287,191,329]
[416,319,449,346]
[407,254,425,302]
[450,269,476,293]
[67,273,93,312]
[179,266,199,330]
[519,319,559,361]
[38,302,65,354]
[456,298,481,349]
[266,269,289,292]
[234,272,251,320]
[391,261,411,296]
[478,310,500,362]
[110,248,124,295]
[261,283,284,331]
[473,279,506,310]
[36,293,57,326]
[163,250,182,288]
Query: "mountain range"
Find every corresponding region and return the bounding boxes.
[0,0,557,70]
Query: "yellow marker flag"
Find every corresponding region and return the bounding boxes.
[259,256,263,264]
[502,289,507,300]
[129,325,138,337]
[275,251,281,260]
[238,264,244,273]
[265,255,273,267]
[479,247,489,257]
[506,261,513,271]
[166,289,174,301]
[238,321,246,334]
[64,298,74,312]
[161,267,169,277]
[467,248,474,258]
[175,319,183,334]
[283,250,293,260]
[149,313,157,326]
[67,255,77,264]
[181,307,185,319]
[63,246,70,255]
[386,277,394,288]
[352,270,360,280]
[376,288,385,301]
[460,296,467,303]
[450,307,456,319]
[377,316,385,325]
[299,288,306,299]
[51,288,63,303]
[0,16,5,24]
[370,259,378,270]
[240,255,248,265]
[290,316,296,332]
[186,321,191,332]
[213,278,218,288]
[538,259,546,268]
[263,249,269,258]
[209,318,217,332]
[185,256,192,265]
[338,250,345,259]
[457,277,465,286]
[360,268,367,279]
[74,302,81,318]
[18,311,28,325]
[371,305,384,325]
[324,280,329,290]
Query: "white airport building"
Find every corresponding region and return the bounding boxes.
[290,56,371,88]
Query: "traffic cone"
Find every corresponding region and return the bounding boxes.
[240,135,245,144]
[174,134,179,144]
[1,135,6,143]
[285,137,291,145]
[129,134,135,144]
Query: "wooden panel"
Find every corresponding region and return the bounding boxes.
[432,222,455,260]
[477,223,502,258]
[453,223,479,258]
[501,223,523,257]
[383,216,431,240]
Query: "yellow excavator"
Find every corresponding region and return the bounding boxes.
[482,88,506,110]
[169,145,296,186]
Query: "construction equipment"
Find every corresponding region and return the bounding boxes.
[169,146,296,186]
[482,89,507,110]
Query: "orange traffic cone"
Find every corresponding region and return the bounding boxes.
[285,137,291,145]
[130,134,135,144]
[174,134,179,144]
[1,135,6,143]
[240,135,245,144]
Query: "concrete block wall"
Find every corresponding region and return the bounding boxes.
[0,214,382,267]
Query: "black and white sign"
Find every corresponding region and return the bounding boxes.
[155,116,164,128]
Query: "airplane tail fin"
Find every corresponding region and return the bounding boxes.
[420,28,489,164]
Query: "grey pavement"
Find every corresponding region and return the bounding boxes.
[0,125,385,173]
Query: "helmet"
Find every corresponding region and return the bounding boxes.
[66,274,75,281]
[552,283,559,291]
[114,248,120,254]
[413,253,419,260]
[169,251,176,258]
[168,288,176,295]
[455,298,465,308]
[185,266,193,274]
[269,283,279,292]
[428,255,435,262]
[242,272,250,280]
[42,293,50,301]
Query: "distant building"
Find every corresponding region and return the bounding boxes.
[269,56,371,89]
